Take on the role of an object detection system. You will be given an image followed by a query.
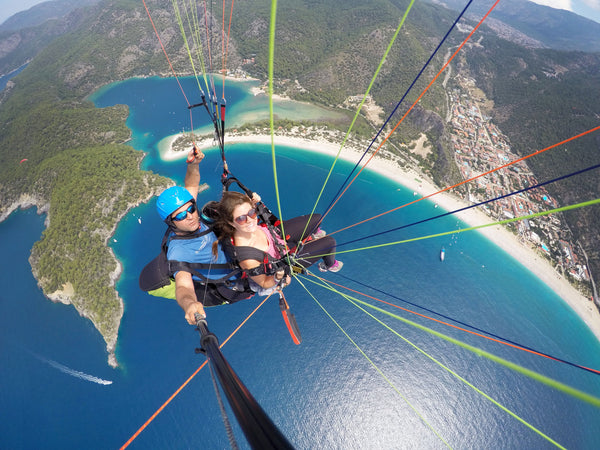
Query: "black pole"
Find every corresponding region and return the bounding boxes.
[195,315,295,450]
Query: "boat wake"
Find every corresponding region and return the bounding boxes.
[34,353,113,385]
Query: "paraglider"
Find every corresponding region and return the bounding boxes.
[125,2,600,449]
[19,158,28,164]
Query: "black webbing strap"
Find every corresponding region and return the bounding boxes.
[195,316,294,449]
[168,260,242,285]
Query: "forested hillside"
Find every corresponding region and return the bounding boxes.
[0,0,100,33]
[0,0,176,363]
[230,0,450,122]
[437,0,600,52]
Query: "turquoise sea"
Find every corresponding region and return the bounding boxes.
[2,76,600,449]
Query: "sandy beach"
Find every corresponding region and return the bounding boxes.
[161,132,600,342]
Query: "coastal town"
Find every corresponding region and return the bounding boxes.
[446,79,592,286]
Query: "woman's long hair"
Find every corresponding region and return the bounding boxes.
[213,191,253,245]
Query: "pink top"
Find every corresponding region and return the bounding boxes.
[260,226,285,259]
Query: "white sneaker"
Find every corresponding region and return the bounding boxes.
[312,228,327,239]
[328,260,343,272]
[318,260,343,273]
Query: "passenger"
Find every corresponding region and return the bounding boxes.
[214,191,343,296]
[154,149,253,324]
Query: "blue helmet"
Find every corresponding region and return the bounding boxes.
[156,186,194,221]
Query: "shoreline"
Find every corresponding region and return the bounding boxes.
[0,185,167,369]
[162,132,600,343]
[2,196,122,368]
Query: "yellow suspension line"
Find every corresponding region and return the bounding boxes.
[300,0,418,241]
[293,276,452,448]
[302,277,564,449]
[305,197,600,261]
[171,0,206,97]
[301,274,600,412]
[185,0,213,94]
[267,0,286,239]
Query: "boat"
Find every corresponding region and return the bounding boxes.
[440,247,445,262]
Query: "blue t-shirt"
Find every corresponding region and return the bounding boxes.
[167,223,232,281]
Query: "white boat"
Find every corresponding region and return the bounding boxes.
[440,247,445,262]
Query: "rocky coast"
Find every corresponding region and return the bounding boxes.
[0,182,170,368]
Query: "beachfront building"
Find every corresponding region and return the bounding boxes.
[447,83,587,286]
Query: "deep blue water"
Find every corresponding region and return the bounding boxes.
[2,76,600,449]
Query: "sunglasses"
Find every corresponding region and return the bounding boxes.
[172,203,197,221]
[234,208,257,224]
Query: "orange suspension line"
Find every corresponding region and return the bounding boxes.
[319,0,501,224]
[203,0,215,73]
[308,274,600,375]
[142,0,191,106]
[120,295,271,449]
[221,0,226,92]
[329,124,600,237]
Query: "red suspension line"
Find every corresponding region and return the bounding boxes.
[311,274,600,375]
[221,0,235,98]
[120,295,271,449]
[142,0,197,143]
[329,124,600,237]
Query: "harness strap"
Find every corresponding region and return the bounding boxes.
[168,227,213,241]
[169,260,243,284]
[160,226,213,253]
[255,203,287,257]
[233,245,290,277]
[165,224,250,291]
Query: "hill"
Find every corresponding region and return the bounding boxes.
[461,34,600,292]
[0,0,102,76]
[434,0,600,52]
[226,0,600,298]
[0,0,598,363]
[0,0,101,32]
[0,0,176,365]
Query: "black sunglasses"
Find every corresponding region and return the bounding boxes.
[172,203,197,221]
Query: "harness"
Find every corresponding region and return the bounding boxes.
[139,213,253,305]
[140,178,305,302]
[224,229,291,279]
